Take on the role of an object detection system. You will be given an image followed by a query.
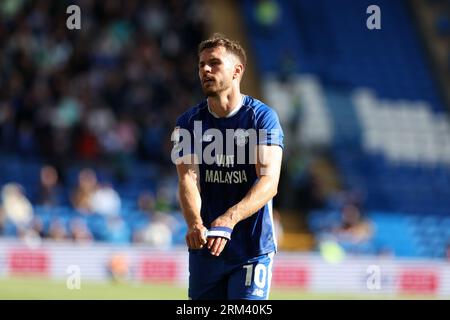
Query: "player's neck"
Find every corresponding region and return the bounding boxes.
[207,89,243,118]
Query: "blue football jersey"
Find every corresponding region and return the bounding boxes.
[174,95,284,261]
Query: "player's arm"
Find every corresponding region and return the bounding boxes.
[175,154,207,249]
[208,145,283,256]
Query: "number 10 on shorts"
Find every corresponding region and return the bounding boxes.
[243,264,267,288]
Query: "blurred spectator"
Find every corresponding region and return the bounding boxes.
[71,168,98,214]
[154,185,173,213]
[112,114,138,155]
[294,164,327,213]
[137,190,156,216]
[74,122,100,161]
[86,105,116,143]
[133,213,173,248]
[69,217,93,243]
[0,102,16,153]
[0,183,34,236]
[36,165,63,207]
[331,203,374,254]
[107,252,131,283]
[30,216,45,238]
[104,216,131,244]
[90,183,122,217]
[48,217,69,241]
[376,246,395,257]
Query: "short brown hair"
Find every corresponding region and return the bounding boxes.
[198,33,247,68]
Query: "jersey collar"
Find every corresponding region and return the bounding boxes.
[207,95,245,119]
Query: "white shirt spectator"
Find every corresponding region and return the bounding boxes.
[90,184,121,216]
[1,183,33,228]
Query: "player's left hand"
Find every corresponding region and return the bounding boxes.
[207,215,235,256]
[207,236,227,257]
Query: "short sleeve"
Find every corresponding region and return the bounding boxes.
[256,107,284,149]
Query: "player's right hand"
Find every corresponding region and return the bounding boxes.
[185,224,208,249]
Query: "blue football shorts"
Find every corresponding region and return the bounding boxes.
[188,249,275,300]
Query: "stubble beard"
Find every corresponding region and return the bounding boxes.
[202,79,231,97]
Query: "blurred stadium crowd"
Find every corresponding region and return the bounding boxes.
[0,0,206,246]
[242,0,450,258]
[0,0,205,165]
[1,0,450,260]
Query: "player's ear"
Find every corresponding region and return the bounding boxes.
[233,63,244,80]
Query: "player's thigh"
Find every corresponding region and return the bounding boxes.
[188,250,227,300]
[227,252,274,300]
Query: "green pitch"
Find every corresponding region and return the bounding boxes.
[0,277,440,300]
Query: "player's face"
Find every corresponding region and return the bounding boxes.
[198,46,237,97]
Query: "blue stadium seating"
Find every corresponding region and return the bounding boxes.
[241,0,450,258]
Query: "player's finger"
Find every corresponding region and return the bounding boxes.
[216,239,227,256]
[187,232,199,249]
[209,237,219,253]
[196,229,206,246]
[210,237,223,256]
[193,231,203,249]
[185,234,193,249]
[207,237,215,249]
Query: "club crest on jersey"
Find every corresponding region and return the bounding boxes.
[234,129,249,147]
[171,120,282,165]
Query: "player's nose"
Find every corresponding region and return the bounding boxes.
[200,64,211,74]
